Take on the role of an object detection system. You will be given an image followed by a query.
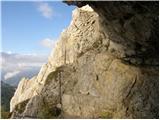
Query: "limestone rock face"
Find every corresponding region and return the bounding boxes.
[10,2,158,119]
[65,1,159,65]
[48,5,100,67]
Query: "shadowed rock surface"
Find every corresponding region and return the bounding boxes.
[10,2,158,119]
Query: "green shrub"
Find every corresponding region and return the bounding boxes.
[99,111,112,119]
[14,99,29,114]
[37,104,61,119]
[1,106,12,119]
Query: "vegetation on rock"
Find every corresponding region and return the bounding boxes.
[1,81,15,118]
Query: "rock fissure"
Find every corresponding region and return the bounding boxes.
[125,75,137,100]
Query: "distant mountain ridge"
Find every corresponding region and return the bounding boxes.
[1,81,15,111]
[1,81,15,118]
[1,67,40,86]
[1,52,48,86]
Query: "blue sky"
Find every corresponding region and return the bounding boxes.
[2,1,75,55]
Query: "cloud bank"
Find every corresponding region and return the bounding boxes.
[1,52,48,85]
[1,52,48,72]
[4,71,20,80]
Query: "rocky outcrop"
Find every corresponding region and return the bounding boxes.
[10,2,158,119]
[65,1,159,65]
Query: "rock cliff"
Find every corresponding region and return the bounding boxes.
[10,2,158,119]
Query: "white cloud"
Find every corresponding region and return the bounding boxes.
[40,38,56,48]
[1,52,48,86]
[37,2,53,19]
[6,51,12,54]
[1,52,48,71]
[4,71,20,80]
[17,63,44,68]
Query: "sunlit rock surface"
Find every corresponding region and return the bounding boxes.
[10,2,158,119]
